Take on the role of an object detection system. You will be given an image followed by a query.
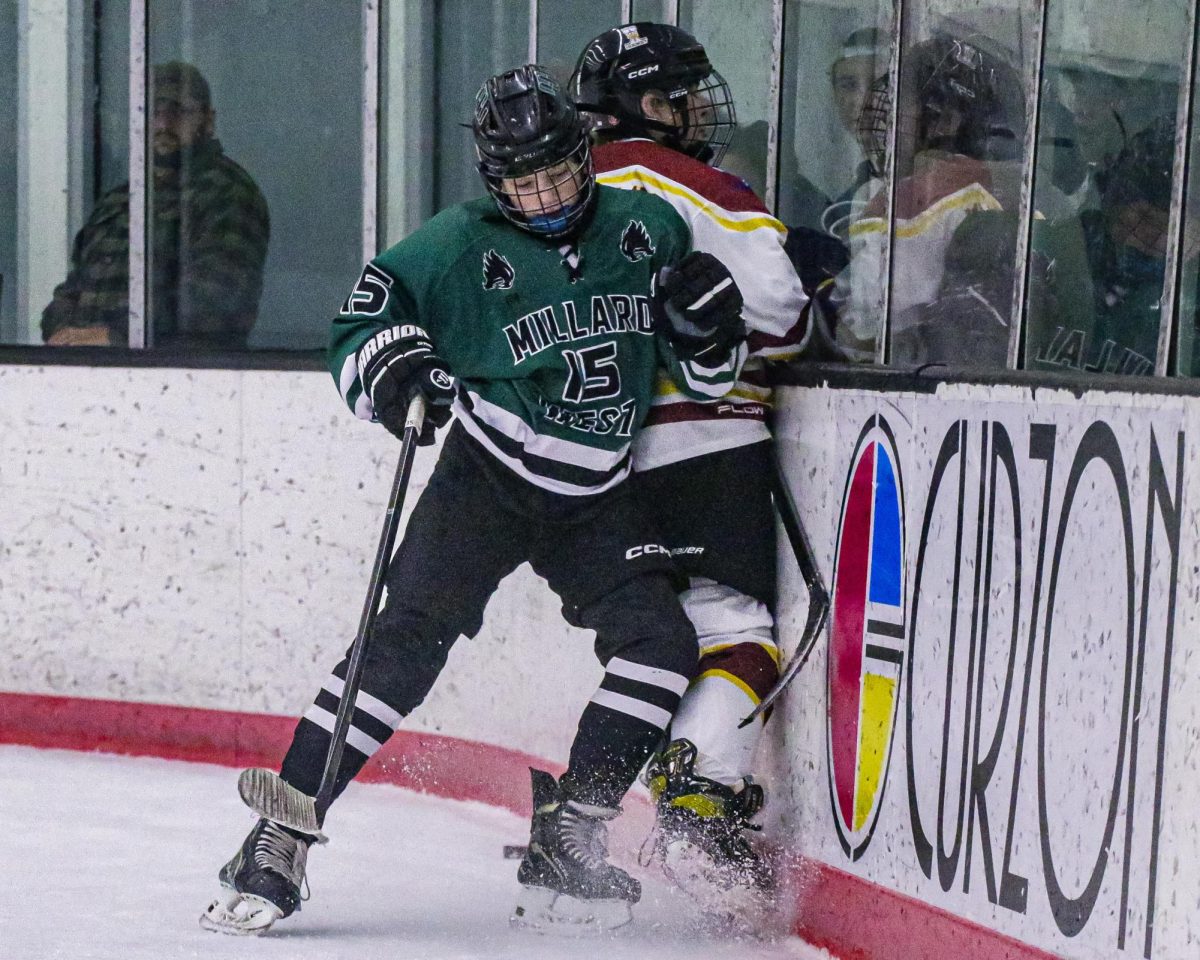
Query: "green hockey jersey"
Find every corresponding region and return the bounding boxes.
[330,186,744,496]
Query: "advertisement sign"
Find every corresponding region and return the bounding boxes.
[775,384,1196,959]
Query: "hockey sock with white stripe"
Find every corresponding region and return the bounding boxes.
[279,668,406,800]
[563,656,690,808]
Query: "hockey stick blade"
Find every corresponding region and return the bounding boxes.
[737,453,831,728]
[738,585,828,728]
[238,768,328,843]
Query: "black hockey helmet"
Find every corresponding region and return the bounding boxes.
[905,35,1024,159]
[569,22,736,165]
[856,35,1024,173]
[473,65,595,239]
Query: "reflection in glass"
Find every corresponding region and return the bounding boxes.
[145,0,363,350]
[679,1,775,196]
[886,33,1022,365]
[884,5,1041,369]
[1026,2,1187,375]
[538,1,622,85]
[433,1,528,211]
[777,0,892,361]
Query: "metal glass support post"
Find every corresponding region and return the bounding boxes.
[1156,0,1200,375]
[362,0,380,263]
[127,0,146,349]
[764,0,784,214]
[528,0,538,63]
[1006,0,1050,371]
[876,0,907,366]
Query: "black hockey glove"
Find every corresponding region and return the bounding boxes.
[651,251,746,367]
[357,325,455,445]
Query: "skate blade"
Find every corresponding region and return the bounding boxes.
[660,839,770,931]
[199,886,283,936]
[510,884,633,936]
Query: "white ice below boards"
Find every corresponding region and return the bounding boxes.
[0,745,833,960]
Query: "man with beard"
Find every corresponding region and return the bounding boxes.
[41,61,269,348]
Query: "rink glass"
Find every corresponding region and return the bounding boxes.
[1024,0,1190,376]
[5,0,1200,378]
[148,0,363,350]
[883,0,1041,369]
[678,0,776,198]
[1175,26,1200,377]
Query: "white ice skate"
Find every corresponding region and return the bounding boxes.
[511,884,634,935]
[200,885,284,936]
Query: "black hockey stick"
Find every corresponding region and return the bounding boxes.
[237,395,427,836]
[737,451,830,728]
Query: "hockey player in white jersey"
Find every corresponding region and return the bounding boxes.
[570,23,811,917]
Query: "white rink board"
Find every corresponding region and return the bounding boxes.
[0,365,601,764]
[6,362,1200,957]
[770,380,1200,960]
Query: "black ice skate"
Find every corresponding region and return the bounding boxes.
[200,818,316,935]
[511,768,641,934]
[646,739,773,922]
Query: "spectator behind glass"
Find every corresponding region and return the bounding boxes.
[827,34,1092,367]
[42,61,269,348]
[827,28,889,216]
[783,28,888,358]
[1043,116,1178,375]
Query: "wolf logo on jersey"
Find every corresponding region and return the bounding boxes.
[482,249,516,290]
[620,221,655,262]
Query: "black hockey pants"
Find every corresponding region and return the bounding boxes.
[280,424,697,809]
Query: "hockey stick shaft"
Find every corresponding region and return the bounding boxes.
[314,394,426,823]
[738,451,830,728]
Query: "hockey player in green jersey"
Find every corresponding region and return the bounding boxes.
[200,65,746,936]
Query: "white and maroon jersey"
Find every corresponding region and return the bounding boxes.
[836,152,1018,351]
[593,139,810,471]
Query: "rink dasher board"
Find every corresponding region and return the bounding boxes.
[5,361,1200,957]
[0,364,602,765]
[771,379,1197,960]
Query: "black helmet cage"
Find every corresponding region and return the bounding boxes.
[570,23,736,165]
[856,74,891,177]
[473,65,595,239]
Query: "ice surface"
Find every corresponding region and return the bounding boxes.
[0,746,832,960]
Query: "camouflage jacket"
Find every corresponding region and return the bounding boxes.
[41,138,270,348]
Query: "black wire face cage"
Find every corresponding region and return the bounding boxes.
[856,75,891,178]
[480,134,595,240]
[658,68,737,165]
